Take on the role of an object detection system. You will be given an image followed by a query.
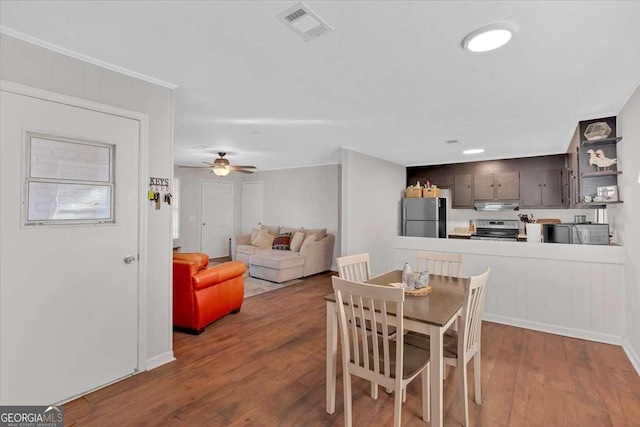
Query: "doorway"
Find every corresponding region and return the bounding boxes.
[242,181,264,234]
[200,180,233,258]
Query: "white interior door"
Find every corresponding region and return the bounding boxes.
[242,181,263,234]
[0,89,140,405]
[201,180,233,258]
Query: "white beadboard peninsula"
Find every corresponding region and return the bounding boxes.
[393,236,626,345]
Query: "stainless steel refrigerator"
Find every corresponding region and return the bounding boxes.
[401,197,447,238]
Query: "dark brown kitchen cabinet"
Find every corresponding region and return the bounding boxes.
[473,174,495,200]
[496,172,520,199]
[453,175,473,208]
[473,172,520,200]
[521,169,565,207]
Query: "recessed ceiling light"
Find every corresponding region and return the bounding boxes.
[463,149,485,154]
[463,23,515,53]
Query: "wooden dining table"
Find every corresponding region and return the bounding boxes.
[325,269,468,427]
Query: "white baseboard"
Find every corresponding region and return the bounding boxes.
[146,351,176,370]
[622,339,640,376]
[483,313,623,346]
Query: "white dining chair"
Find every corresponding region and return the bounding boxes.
[416,250,463,278]
[332,276,431,427]
[405,267,491,427]
[336,253,396,396]
[416,250,464,339]
[336,253,372,282]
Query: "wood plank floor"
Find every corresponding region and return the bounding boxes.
[64,271,640,426]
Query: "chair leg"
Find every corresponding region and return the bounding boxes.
[343,372,353,427]
[394,385,403,427]
[459,360,469,427]
[422,365,430,422]
[402,387,406,403]
[371,382,378,400]
[474,351,482,404]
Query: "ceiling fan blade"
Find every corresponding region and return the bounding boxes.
[233,169,254,174]
[202,161,214,165]
[229,165,256,170]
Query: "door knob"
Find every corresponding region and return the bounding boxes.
[124,255,136,264]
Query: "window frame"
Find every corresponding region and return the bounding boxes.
[23,132,116,226]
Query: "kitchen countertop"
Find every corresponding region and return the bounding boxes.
[396,235,624,264]
[447,231,528,240]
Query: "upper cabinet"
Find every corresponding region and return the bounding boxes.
[521,169,566,208]
[407,154,567,209]
[473,172,519,200]
[453,175,473,208]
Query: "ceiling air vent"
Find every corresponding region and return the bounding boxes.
[276,2,334,42]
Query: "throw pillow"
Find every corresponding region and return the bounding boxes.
[260,225,280,236]
[249,227,260,242]
[272,232,292,250]
[303,228,327,241]
[290,231,305,252]
[300,233,316,250]
[251,230,275,248]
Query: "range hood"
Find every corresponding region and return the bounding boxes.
[474,202,519,211]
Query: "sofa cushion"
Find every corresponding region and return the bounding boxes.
[280,226,301,235]
[237,244,261,256]
[173,253,209,270]
[301,234,317,249]
[290,231,305,252]
[250,251,305,270]
[251,230,275,248]
[303,228,327,241]
[272,232,292,250]
[260,225,280,235]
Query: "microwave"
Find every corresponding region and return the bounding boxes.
[543,223,610,245]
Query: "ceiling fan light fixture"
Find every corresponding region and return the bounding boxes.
[463,23,515,53]
[213,165,231,177]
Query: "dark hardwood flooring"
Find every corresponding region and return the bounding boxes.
[64,271,640,426]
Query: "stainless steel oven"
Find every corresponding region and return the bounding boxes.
[470,219,519,242]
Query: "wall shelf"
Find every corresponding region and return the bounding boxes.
[581,170,622,178]
[580,136,622,147]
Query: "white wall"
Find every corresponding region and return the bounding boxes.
[0,34,174,368]
[341,149,405,276]
[173,166,242,253]
[242,165,340,265]
[441,189,596,234]
[608,85,640,372]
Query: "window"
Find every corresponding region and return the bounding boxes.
[172,177,180,239]
[25,133,115,225]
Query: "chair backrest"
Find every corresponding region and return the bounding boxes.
[337,253,372,283]
[332,276,404,388]
[416,250,463,278]
[459,268,491,357]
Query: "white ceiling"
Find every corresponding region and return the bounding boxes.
[2,1,640,171]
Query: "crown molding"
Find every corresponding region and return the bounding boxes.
[0,25,178,90]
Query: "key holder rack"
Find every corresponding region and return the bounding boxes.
[148,177,172,210]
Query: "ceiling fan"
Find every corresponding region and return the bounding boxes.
[180,152,256,176]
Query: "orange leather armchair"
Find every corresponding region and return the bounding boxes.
[173,255,246,334]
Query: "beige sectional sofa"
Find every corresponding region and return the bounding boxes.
[231,225,335,283]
